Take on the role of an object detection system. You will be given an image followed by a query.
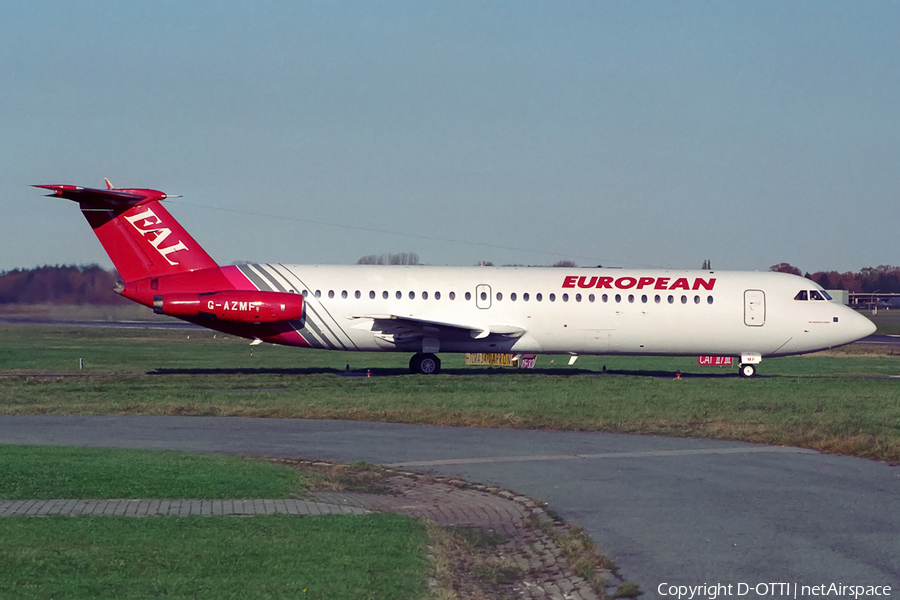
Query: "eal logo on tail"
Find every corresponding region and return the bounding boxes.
[124,207,189,265]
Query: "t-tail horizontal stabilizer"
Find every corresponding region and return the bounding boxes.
[33,182,218,282]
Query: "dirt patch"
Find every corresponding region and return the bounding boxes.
[272,458,642,599]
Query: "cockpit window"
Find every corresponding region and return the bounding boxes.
[796,289,831,301]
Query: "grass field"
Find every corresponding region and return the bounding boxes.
[1,323,899,462]
[0,445,308,499]
[0,445,429,600]
[0,514,427,600]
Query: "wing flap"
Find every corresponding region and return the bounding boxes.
[347,314,525,339]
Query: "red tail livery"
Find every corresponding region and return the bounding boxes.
[33,181,306,344]
[34,182,217,281]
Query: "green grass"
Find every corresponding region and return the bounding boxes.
[0,445,308,499]
[0,445,430,599]
[1,324,899,461]
[867,311,900,335]
[0,514,427,600]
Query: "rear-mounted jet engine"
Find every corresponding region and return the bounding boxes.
[153,290,304,324]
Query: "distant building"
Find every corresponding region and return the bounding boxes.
[827,290,849,305]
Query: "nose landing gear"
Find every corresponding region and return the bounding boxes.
[739,363,757,378]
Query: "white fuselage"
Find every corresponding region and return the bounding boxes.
[232,264,875,359]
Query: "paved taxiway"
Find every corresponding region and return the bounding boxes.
[1,415,897,593]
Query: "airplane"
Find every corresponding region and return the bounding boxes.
[34,180,876,377]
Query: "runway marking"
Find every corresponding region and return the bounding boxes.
[387,445,817,467]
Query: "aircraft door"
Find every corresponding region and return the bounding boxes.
[744,289,766,326]
[476,284,492,309]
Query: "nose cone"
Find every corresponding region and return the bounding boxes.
[843,308,877,344]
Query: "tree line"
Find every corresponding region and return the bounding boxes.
[0,265,127,305]
[769,263,900,293]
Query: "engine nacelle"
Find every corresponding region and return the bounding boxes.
[153,290,304,323]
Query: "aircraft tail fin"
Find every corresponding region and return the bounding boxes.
[34,183,219,283]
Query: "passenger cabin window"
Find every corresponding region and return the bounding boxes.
[435,291,442,300]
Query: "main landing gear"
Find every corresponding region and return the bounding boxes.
[409,353,441,375]
[739,363,757,378]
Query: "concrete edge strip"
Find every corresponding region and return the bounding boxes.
[0,499,371,517]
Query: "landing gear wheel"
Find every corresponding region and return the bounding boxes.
[409,353,441,375]
[739,363,757,378]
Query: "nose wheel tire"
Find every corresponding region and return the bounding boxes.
[409,353,441,375]
[739,363,757,378]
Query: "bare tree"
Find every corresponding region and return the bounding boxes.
[357,252,420,265]
[552,260,577,268]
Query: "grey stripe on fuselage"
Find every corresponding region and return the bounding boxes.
[268,264,358,350]
[297,304,339,350]
[254,264,293,294]
[260,263,357,351]
[235,264,270,293]
[247,264,284,293]
[235,264,328,348]
[248,265,334,348]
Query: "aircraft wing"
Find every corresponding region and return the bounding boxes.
[347,314,525,340]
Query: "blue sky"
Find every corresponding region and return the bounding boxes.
[2,1,898,273]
